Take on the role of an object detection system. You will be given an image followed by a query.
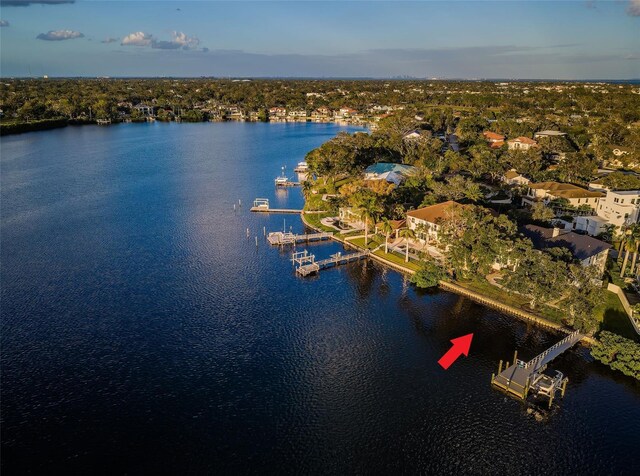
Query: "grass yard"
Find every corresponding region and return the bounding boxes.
[594,291,639,341]
[302,212,334,233]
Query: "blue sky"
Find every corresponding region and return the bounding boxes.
[0,1,638,79]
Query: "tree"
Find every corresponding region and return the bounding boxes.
[591,331,640,379]
[410,260,444,288]
[619,229,636,278]
[531,202,555,223]
[628,224,640,275]
[380,218,393,254]
[399,227,416,262]
[302,179,314,200]
[562,264,603,333]
[502,248,566,309]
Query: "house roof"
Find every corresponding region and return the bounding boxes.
[406,200,461,223]
[521,225,611,261]
[376,219,406,230]
[534,130,567,137]
[490,140,505,149]
[504,170,522,180]
[364,163,416,176]
[483,131,505,141]
[528,181,604,199]
[508,136,538,145]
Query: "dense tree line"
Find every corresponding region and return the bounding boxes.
[591,331,640,379]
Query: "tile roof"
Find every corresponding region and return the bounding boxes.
[528,181,604,199]
[521,225,611,260]
[508,136,538,145]
[406,200,461,223]
[483,131,505,141]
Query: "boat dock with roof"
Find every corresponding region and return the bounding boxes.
[491,330,582,408]
[292,249,369,276]
[267,231,333,246]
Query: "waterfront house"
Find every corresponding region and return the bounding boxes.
[133,103,154,116]
[339,107,358,118]
[507,136,538,151]
[363,163,417,185]
[521,225,611,275]
[268,107,287,120]
[406,200,462,243]
[522,182,604,211]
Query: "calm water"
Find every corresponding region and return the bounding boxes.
[2,122,639,475]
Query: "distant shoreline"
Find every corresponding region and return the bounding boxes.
[0,118,370,137]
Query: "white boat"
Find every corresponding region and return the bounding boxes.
[294,161,309,173]
[275,166,289,186]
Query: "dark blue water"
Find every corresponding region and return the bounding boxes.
[2,122,639,475]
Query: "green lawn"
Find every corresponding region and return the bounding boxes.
[594,291,639,341]
[453,278,566,325]
[350,235,422,271]
[302,212,334,232]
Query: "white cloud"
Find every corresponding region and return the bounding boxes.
[121,31,153,47]
[151,31,200,50]
[0,19,9,27]
[36,29,83,41]
[171,31,200,49]
[628,0,640,16]
[101,37,118,44]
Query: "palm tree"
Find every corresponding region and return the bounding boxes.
[620,229,635,277]
[301,179,313,200]
[399,227,416,262]
[628,224,640,275]
[358,208,374,246]
[380,219,393,254]
[358,198,383,247]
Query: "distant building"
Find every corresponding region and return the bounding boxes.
[363,163,417,185]
[133,104,154,116]
[507,136,538,151]
[502,169,530,186]
[534,130,567,139]
[523,182,603,210]
[521,225,610,275]
[403,129,430,141]
[483,131,505,149]
[574,189,640,236]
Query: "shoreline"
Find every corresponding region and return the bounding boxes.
[0,117,372,137]
[300,211,595,345]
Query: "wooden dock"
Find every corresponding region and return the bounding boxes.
[250,197,302,214]
[491,330,582,407]
[296,250,369,276]
[250,207,302,214]
[267,231,332,246]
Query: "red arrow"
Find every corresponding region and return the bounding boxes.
[438,333,473,369]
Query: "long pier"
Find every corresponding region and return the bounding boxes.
[267,231,333,246]
[251,207,303,214]
[491,330,582,407]
[295,250,369,276]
